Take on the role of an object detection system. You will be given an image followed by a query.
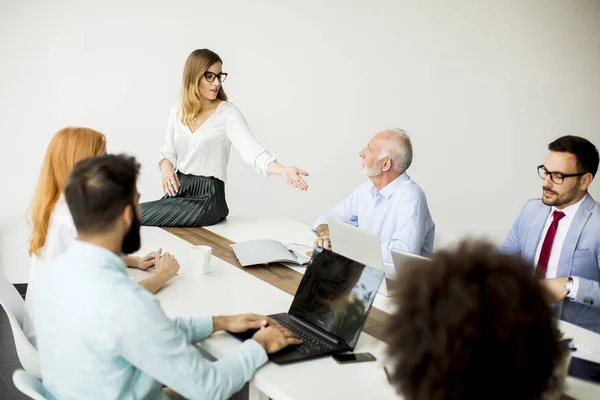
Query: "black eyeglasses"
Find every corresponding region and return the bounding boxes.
[204,71,228,83]
[537,165,586,185]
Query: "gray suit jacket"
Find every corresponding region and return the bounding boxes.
[499,194,600,333]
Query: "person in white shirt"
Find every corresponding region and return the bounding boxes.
[25,127,179,347]
[141,48,309,227]
[312,129,435,264]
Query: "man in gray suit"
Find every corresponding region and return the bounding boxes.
[500,135,600,334]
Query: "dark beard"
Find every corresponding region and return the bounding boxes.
[541,185,580,208]
[121,206,141,255]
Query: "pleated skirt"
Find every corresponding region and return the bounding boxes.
[141,173,229,227]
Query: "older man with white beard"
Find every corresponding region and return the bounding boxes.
[312,129,435,264]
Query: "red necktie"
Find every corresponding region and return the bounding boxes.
[536,210,566,279]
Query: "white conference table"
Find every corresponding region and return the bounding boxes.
[130,215,600,400]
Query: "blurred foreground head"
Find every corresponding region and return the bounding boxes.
[385,241,565,400]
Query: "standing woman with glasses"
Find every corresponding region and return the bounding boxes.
[141,49,309,227]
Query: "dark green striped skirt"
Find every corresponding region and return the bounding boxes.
[141,173,229,227]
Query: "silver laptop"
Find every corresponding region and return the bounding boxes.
[328,218,432,296]
[327,218,394,296]
[388,249,431,291]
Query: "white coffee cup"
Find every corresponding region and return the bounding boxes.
[189,245,212,275]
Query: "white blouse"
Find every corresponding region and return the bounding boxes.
[23,197,77,347]
[159,101,276,182]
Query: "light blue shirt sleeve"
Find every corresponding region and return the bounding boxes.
[379,193,429,263]
[108,295,268,400]
[312,187,361,233]
[172,316,214,342]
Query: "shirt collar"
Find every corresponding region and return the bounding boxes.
[72,240,127,273]
[369,173,410,199]
[551,193,587,221]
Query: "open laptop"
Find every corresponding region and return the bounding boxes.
[386,249,432,294]
[327,218,395,296]
[391,248,431,274]
[228,246,384,364]
[327,218,433,296]
[384,249,431,295]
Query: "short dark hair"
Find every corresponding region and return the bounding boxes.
[549,135,599,177]
[385,241,565,400]
[64,154,140,234]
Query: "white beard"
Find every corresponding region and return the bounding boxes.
[361,160,382,177]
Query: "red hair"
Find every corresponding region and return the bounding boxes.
[28,127,106,255]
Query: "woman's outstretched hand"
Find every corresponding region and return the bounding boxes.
[280,166,309,191]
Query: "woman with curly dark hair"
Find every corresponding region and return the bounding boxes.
[385,241,567,400]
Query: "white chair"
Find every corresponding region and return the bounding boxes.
[12,369,47,400]
[0,275,41,379]
[433,232,460,252]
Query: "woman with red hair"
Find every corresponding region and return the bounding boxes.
[25,127,178,347]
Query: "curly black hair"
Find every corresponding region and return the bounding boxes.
[385,241,566,400]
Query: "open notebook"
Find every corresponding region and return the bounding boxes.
[231,239,313,267]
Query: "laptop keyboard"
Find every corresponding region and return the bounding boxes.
[270,314,336,354]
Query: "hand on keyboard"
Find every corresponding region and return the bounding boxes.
[252,325,303,354]
[269,314,336,354]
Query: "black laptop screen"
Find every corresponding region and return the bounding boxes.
[289,248,384,347]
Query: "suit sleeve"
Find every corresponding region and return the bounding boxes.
[498,201,533,256]
[571,247,600,308]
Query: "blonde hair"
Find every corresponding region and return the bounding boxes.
[180,49,228,128]
[28,127,107,256]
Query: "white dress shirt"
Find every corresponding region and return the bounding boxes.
[534,194,587,298]
[159,101,276,182]
[23,197,76,347]
[312,173,435,264]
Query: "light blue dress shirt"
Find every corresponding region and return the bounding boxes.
[313,173,435,264]
[33,241,268,400]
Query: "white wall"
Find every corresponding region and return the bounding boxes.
[1,0,599,282]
